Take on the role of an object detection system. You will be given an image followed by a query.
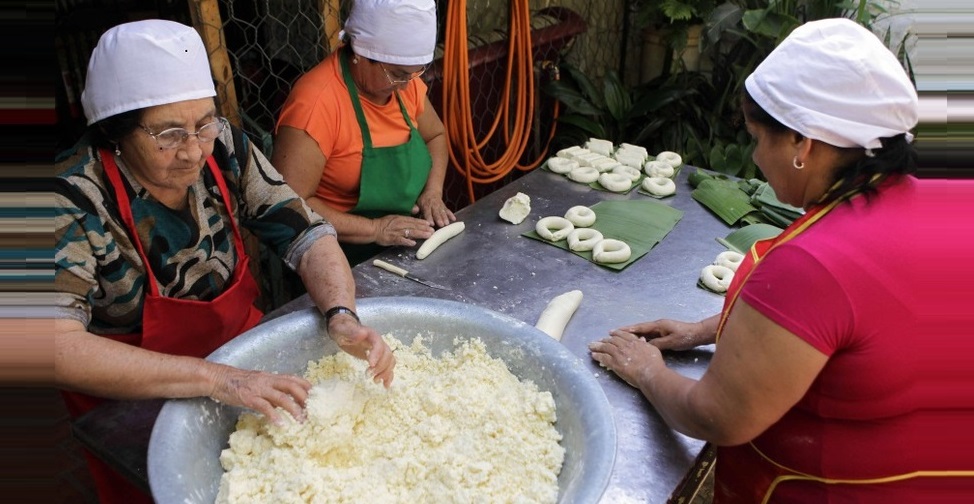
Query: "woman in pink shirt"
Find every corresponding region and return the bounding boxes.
[589,18,974,503]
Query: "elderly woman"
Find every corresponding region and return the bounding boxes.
[53,20,395,503]
[272,0,455,265]
[590,19,973,503]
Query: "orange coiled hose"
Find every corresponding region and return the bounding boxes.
[442,0,560,203]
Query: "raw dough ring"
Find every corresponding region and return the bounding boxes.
[592,239,632,264]
[567,228,604,252]
[564,205,596,227]
[598,172,632,192]
[641,176,676,197]
[715,250,745,272]
[656,151,683,168]
[612,164,642,181]
[567,166,600,184]
[700,265,734,293]
[643,160,675,178]
[535,216,575,241]
[546,157,578,174]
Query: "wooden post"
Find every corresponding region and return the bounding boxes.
[189,0,242,128]
[321,0,342,53]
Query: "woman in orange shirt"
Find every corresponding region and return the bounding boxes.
[273,0,454,265]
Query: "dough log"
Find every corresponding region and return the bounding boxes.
[416,221,465,259]
[535,289,583,341]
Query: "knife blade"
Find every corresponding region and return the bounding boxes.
[372,259,450,291]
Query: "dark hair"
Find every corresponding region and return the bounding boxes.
[742,89,916,204]
[87,108,144,150]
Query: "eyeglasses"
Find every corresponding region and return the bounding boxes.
[377,62,429,85]
[140,117,227,149]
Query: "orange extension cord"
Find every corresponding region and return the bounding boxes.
[442,0,560,203]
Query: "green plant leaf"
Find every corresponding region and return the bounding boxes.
[704,3,744,46]
[545,81,603,116]
[602,71,632,123]
[565,64,604,110]
[557,114,606,139]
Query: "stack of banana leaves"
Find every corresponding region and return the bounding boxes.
[688,169,804,228]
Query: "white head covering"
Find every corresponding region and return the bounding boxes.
[744,18,917,150]
[81,20,216,125]
[343,0,437,66]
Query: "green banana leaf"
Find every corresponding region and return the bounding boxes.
[716,223,783,254]
[522,200,684,271]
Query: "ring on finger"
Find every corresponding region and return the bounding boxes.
[404,228,410,238]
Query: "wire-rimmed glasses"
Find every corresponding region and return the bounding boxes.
[378,62,429,85]
[140,117,227,149]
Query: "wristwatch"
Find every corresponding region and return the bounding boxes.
[324,305,359,325]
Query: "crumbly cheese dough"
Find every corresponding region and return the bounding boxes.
[217,336,565,504]
[499,192,531,224]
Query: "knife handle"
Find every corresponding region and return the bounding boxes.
[373,259,408,277]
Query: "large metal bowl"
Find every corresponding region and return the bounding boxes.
[148,297,616,503]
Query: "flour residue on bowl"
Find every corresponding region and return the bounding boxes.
[216,335,565,503]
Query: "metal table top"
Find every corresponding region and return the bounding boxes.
[74,166,732,503]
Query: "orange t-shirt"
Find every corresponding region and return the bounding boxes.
[276,51,428,211]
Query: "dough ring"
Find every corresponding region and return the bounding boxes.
[546,157,578,174]
[715,250,745,272]
[592,238,632,264]
[567,166,600,184]
[612,164,642,181]
[564,205,596,227]
[567,228,604,252]
[641,176,676,197]
[643,160,675,178]
[700,265,734,293]
[598,172,632,192]
[655,151,683,168]
[535,216,575,241]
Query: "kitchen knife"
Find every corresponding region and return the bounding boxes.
[372,259,450,291]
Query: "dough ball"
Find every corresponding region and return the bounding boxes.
[499,192,531,225]
[535,216,575,241]
[563,205,596,227]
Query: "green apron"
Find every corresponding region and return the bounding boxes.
[338,48,432,265]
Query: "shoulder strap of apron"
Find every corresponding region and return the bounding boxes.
[100,149,247,296]
[338,49,418,145]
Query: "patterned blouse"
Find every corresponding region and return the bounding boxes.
[54,125,335,334]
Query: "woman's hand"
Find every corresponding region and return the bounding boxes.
[414,190,456,228]
[589,330,665,389]
[207,363,312,425]
[326,315,396,388]
[615,318,716,351]
[373,214,434,247]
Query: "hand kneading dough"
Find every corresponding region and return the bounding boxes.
[535,216,574,241]
[499,192,531,224]
[416,221,465,259]
[563,205,596,227]
[567,228,603,252]
[592,239,631,264]
[535,289,583,340]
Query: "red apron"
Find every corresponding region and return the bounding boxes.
[711,194,970,503]
[62,150,262,503]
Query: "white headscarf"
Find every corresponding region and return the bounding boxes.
[81,20,216,125]
[343,0,437,65]
[744,18,918,150]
